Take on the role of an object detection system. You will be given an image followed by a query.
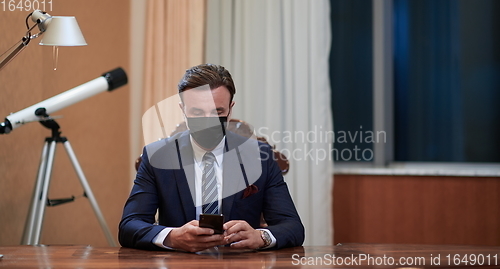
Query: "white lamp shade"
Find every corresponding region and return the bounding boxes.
[39,16,87,46]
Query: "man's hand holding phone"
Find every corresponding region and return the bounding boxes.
[164,215,265,252]
[199,215,267,249]
[223,220,267,249]
[163,220,225,252]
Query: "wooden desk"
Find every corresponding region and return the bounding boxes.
[0,244,499,268]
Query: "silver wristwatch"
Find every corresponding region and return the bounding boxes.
[259,230,272,248]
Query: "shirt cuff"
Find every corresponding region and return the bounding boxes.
[257,228,277,249]
[152,227,175,249]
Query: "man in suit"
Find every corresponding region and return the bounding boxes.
[119,64,304,252]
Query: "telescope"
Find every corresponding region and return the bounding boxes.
[1,67,128,247]
[0,67,127,134]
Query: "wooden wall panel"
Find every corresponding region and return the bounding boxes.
[333,175,500,246]
[0,0,130,246]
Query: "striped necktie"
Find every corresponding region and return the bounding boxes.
[202,152,219,215]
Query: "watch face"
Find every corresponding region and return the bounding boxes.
[261,230,271,247]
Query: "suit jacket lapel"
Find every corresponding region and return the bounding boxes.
[221,133,247,219]
[173,132,196,221]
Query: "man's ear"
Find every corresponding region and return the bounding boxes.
[179,102,189,129]
[179,101,188,120]
[228,101,235,119]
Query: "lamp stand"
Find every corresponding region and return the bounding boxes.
[21,112,116,246]
[0,38,30,71]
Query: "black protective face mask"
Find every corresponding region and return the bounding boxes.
[187,116,227,149]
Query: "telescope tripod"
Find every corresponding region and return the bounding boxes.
[21,111,116,246]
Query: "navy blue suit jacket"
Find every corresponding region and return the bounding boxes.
[119,130,304,250]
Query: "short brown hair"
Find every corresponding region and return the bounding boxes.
[178,64,236,102]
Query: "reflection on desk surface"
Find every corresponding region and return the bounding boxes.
[0,243,499,268]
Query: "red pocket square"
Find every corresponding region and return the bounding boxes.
[242,184,258,198]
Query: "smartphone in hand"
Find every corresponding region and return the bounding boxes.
[199,214,224,234]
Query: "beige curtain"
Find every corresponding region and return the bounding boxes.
[139,0,206,144]
[142,0,206,114]
[205,0,333,246]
